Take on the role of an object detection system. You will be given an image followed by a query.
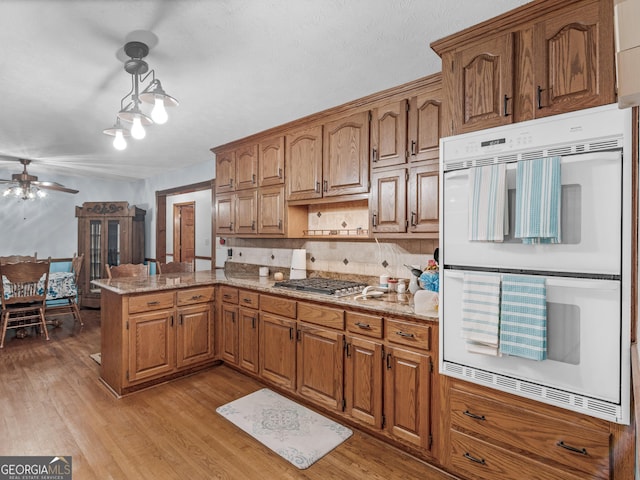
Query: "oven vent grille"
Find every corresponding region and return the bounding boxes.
[473,157,495,167]
[589,139,621,151]
[443,362,623,423]
[496,153,518,163]
[521,150,545,161]
[547,146,573,156]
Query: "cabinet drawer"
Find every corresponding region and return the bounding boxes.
[346,311,383,338]
[220,286,239,304]
[297,302,344,330]
[385,319,430,350]
[238,289,259,309]
[450,430,585,480]
[177,287,215,306]
[260,294,296,318]
[129,292,175,314]
[450,388,610,478]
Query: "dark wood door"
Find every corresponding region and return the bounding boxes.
[173,202,195,263]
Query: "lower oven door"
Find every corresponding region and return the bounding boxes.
[441,269,624,421]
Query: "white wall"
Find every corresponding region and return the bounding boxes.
[0,168,140,258]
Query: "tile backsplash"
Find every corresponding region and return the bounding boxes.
[221,236,438,281]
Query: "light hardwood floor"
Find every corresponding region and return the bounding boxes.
[0,310,457,480]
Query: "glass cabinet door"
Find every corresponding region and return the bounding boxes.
[106,220,121,267]
[89,220,102,284]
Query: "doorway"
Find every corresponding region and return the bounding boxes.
[173,202,195,262]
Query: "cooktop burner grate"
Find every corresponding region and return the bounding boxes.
[274,278,367,296]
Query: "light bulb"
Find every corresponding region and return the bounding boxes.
[151,97,168,124]
[113,130,127,150]
[131,116,146,139]
[36,189,46,198]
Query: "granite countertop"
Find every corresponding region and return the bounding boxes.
[92,270,439,322]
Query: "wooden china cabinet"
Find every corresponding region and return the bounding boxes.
[75,201,146,308]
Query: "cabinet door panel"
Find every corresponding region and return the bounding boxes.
[323,111,370,197]
[286,125,323,201]
[259,313,296,391]
[176,303,215,368]
[215,194,234,234]
[385,347,431,450]
[370,168,407,234]
[128,310,175,383]
[235,190,257,235]
[239,307,259,374]
[259,136,285,187]
[297,324,344,410]
[371,99,408,169]
[408,163,439,234]
[345,336,383,428]
[533,1,614,117]
[409,87,442,163]
[235,144,258,190]
[453,33,514,133]
[221,303,238,364]
[258,186,285,235]
[215,150,235,193]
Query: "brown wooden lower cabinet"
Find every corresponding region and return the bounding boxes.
[100,286,216,395]
[238,306,259,374]
[259,312,297,391]
[296,323,344,410]
[220,302,238,364]
[344,335,384,428]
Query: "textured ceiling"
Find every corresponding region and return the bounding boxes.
[0,0,531,182]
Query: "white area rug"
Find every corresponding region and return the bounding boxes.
[216,388,352,469]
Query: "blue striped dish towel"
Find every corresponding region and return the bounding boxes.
[499,275,547,361]
[468,163,508,242]
[514,156,561,244]
[461,273,501,356]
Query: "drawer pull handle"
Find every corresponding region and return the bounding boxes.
[147,301,160,306]
[557,441,588,456]
[463,453,485,465]
[395,331,415,338]
[242,298,253,304]
[355,322,371,329]
[463,410,486,421]
[190,295,204,300]
[223,294,233,300]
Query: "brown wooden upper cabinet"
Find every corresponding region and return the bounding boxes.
[286,124,324,201]
[371,99,408,169]
[287,111,370,201]
[235,144,258,190]
[215,149,235,193]
[432,0,615,135]
[258,136,285,187]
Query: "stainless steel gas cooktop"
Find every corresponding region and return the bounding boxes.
[273,278,367,297]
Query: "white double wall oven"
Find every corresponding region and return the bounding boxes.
[439,104,632,424]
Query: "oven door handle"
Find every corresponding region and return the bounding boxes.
[445,270,619,290]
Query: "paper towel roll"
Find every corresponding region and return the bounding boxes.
[290,248,307,279]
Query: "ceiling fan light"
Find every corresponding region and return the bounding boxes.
[139,81,179,108]
[36,188,46,199]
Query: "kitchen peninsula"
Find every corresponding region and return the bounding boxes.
[93,270,441,463]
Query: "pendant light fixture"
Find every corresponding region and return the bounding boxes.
[103,41,179,150]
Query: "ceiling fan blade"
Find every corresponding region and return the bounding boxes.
[32,181,79,194]
[0,179,13,183]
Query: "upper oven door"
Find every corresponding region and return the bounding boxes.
[442,151,622,275]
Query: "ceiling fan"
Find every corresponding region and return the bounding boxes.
[0,159,79,200]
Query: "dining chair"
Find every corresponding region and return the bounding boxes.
[0,258,50,348]
[45,253,84,327]
[156,260,194,274]
[105,263,149,279]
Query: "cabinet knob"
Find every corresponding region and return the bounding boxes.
[315,181,321,193]
[372,213,378,227]
[410,140,416,156]
[410,211,417,227]
[372,148,378,163]
[323,180,328,193]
